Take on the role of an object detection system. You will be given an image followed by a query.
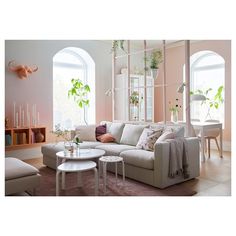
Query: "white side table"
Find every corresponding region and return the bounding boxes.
[99,156,125,195]
[56,161,98,196]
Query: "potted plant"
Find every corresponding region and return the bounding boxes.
[169,98,181,122]
[190,85,224,120]
[130,91,139,120]
[68,78,90,125]
[111,40,126,54]
[73,136,83,154]
[149,49,163,79]
[51,124,75,153]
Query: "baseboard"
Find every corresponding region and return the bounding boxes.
[5,147,42,160]
[209,140,231,152]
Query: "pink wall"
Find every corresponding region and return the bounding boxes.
[154,40,231,142]
[5,40,112,142]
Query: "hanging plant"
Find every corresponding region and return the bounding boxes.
[111,40,126,54]
[130,91,139,106]
[149,49,163,69]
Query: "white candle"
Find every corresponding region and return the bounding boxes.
[37,112,39,126]
[32,105,35,126]
[19,105,21,127]
[13,102,16,127]
[34,104,36,126]
[22,110,25,127]
[16,112,18,127]
[27,112,30,127]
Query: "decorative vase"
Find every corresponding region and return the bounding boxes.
[171,110,178,123]
[35,130,44,143]
[151,68,159,79]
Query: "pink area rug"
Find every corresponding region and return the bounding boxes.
[26,159,196,196]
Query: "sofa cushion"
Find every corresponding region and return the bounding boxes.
[96,144,137,156]
[97,133,115,143]
[5,157,39,180]
[151,124,185,138]
[136,127,163,151]
[75,124,96,141]
[96,124,106,138]
[120,150,154,170]
[120,124,148,146]
[42,141,103,158]
[106,122,125,143]
[156,130,175,142]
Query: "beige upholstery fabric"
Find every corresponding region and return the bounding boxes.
[120,124,148,146]
[106,122,125,143]
[96,144,137,156]
[75,124,96,141]
[120,149,154,170]
[5,157,41,195]
[5,157,39,180]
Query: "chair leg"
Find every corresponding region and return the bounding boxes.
[208,138,211,158]
[215,138,221,157]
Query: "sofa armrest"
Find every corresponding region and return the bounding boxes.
[153,137,200,188]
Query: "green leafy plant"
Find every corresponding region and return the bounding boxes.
[111,40,126,54]
[130,91,139,106]
[68,78,90,124]
[190,85,224,119]
[149,50,163,69]
[73,136,83,145]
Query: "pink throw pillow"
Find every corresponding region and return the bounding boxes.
[97,133,115,143]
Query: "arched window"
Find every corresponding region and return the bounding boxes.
[53,47,95,130]
[184,50,225,124]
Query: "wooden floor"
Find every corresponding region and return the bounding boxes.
[187,149,231,196]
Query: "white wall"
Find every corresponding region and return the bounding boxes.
[5,40,112,142]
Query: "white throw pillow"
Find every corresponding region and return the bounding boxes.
[136,128,163,151]
[156,130,175,142]
[75,124,96,141]
[120,124,148,146]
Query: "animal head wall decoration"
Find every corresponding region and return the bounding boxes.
[8,60,38,79]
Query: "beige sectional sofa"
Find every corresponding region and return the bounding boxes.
[42,121,200,189]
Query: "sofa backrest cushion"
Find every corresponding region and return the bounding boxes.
[106,122,125,143]
[150,124,185,138]
[75,124,97,141]
[120,124,148,146]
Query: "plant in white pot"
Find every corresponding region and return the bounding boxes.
[149,49,163,79]
[68,78,90,125]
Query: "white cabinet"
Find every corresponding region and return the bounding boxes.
[114,74,154,122]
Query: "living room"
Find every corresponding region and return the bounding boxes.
[1,1,235,236]
[4,39,231,197]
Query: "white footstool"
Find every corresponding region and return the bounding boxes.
[56,161,98,196]
[99,156,125,195]
[5,157,41,196]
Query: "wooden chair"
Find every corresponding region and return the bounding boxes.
[201,119,221,158]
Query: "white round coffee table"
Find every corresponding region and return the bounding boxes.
[56,149,105,190]
[99,156,125,195]
[56,160,98,196]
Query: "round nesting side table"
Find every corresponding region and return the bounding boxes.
[99,156,125,194]
[56,160,98,196]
